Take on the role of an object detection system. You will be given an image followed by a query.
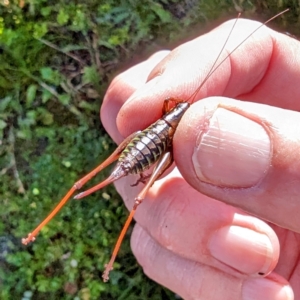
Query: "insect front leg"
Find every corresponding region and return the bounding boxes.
[162,97,186,114]
[130,172,151,187]
[102,150,174,282]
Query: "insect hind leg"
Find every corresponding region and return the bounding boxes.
[102,151,173,282]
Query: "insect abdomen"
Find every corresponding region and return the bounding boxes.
[118,119,172,174]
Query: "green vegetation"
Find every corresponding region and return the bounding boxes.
[0,0,297,299]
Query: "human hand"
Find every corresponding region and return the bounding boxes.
[101,18,300,300]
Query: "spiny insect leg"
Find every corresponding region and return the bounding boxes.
[102,150,173,282]
[130,173,151,187]
[22,131,140,245]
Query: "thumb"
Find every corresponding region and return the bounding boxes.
[174,97,300,232]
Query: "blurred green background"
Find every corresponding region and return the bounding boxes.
[0,0,299,299]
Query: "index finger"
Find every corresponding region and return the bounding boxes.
[113,19,300,138]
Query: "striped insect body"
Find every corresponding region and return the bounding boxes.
[119,101,190,175]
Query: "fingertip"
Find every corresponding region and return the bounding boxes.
[242,275,294,300]
[174,96,300,230]
[208,224,279,277]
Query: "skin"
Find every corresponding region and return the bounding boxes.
[101,19,300,300]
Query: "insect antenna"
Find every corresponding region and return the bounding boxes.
[187,14,241,104]
[187,9,289,104]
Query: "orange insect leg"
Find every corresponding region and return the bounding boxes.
[102,151,173,282]
[22,131,139,245]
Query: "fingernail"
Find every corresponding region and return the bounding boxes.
[242,278,294,300]
[192,107,271,187]
[208,226,274,275]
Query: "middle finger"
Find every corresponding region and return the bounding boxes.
[114,168,279,278]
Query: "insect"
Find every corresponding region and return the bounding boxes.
[22,9,289,282]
